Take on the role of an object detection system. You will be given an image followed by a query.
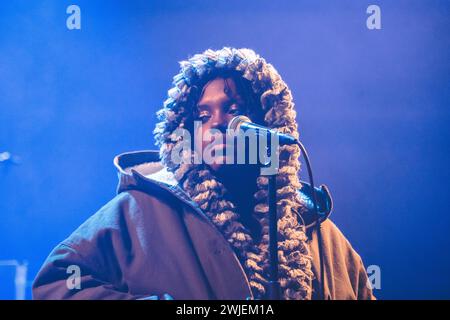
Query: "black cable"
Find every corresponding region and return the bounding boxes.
[296,140,326,300]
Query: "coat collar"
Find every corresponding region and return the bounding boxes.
[113,150,333,229]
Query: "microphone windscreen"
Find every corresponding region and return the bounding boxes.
[228,115,251,131]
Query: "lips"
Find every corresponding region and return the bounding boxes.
[208,144,237,164]
[210,143,226,152]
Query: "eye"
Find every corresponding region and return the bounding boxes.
[228,103,242,116]
[197,111,211,123]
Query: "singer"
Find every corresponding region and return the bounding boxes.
[32,47,375,300]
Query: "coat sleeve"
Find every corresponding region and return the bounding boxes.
[355,256,376,300]
[32,243,146,300]
[32,191,168,300]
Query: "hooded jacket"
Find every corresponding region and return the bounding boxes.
[32,150,375,300]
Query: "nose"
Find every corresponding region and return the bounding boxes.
[210,111,230,133]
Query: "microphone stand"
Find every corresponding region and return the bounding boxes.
[261,140,281,300]
[261,137,320,300]
[229,116,322,300]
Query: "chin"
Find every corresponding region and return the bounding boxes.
[208,161,225,173]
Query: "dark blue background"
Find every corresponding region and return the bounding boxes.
[1,0,449,299]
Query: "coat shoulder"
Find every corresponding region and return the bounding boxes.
[319,219,365,265]
[61,189,174,250]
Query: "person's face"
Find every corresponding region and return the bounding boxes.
[194,77,247,172]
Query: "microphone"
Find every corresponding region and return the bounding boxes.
[227,115,298,145]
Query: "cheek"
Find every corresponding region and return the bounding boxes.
[225,113,236,123]
[193,124,211,152]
